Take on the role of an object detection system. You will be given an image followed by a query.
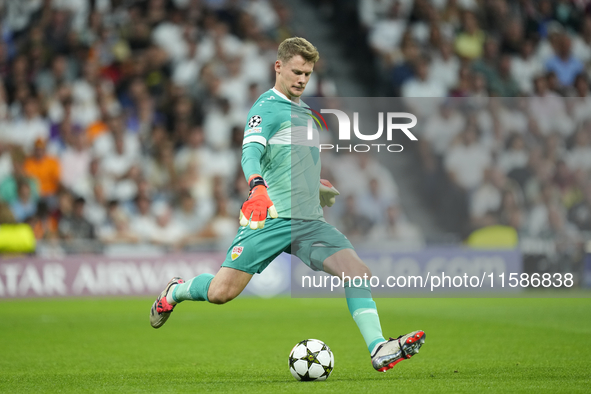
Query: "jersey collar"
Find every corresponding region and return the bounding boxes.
[272,87,302,106]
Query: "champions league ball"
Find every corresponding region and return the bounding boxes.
[288,339,334,381]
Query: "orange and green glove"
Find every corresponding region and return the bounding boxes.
[239,175,278,229]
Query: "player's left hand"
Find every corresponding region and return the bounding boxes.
[240,176,278,229]
[319,179,340,207]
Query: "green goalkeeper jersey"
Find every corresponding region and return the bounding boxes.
[242,88,324,221]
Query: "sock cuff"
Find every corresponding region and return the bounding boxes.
[171,280,186,303]
[189,273,214,302]
[344,283,373,300]
[343,277,371,289]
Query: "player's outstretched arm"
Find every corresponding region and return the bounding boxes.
[239,175,278,229]
[319,179,340,207]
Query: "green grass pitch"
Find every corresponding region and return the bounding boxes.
[1,296,590,393]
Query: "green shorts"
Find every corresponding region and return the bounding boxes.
[221,218,354,275]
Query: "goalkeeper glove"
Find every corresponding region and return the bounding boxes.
[319,179,340,207]
[239,175,278,229]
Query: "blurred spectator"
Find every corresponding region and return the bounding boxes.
[60,131,91,192]
[545,33,583,87]
[429,40,459,91]
[0,143,12,181]
[35,54,76,98]
[175,126,207,173]
[145,202,187,247]
[173,190,212,234]
[568,184,591,232]
[29,200,58,241]
[10,179,37,222]
[489,55,520,97]
[181,195,233,243]
[401,57,446,98]
[540,205,581,247]
[100,128,140,202]
[302,59,338,97]
[444,126,491,192]
[85,101,111,144]
[471,38,504,94]
[565,126,591,171]
[571,75,591,125]
[571,16,591,65]
[93,114,140,159]
[23,139,61,199]
[129,195,156,242]
[390,38,421,95]
[203,97,241,151]
[98,201,140,244]
[498,98,529,136]
[471,73,489,106]
[522,157,554,207]
[143,141,176,193]
[8,97,50,153]
[470,168,519,229]
[500,18,525,55]
[219,57,249,110]
[511,39,543,94]
[357,178,397,225]
[498,134,528,174]
[449,65,473,97]
[562,168,588,210]
[368,205,423,245]
[359,0,410,28]
[553,160,574,194]
[70,156,103,200]
[454,10,485,60]
[368,2,407,67]
[0,148,40,204]
[332,154,398,202]
[529,75,573,137]
[422,101,465,157]
[58,196,95,240]
[527,183,561,237]
[84,183,108,227]
[339,195,373,239]
[71,61,101,128]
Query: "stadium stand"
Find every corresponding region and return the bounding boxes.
[1,0,590,260]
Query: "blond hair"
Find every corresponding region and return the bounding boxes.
[277,37,319,64]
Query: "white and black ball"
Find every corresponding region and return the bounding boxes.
[288,339,334,381]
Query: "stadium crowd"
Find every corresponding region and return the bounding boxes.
[356,0,591,247]
[1,0,590,255]
[0,0,413,254]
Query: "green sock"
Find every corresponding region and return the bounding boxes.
[345,279,385,354]
[172,274,214,303]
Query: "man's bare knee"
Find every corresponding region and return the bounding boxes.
[208,286,238,305]
[206,267,251,304]
[324,250,372,278]
[354,260,372,277]
[208,291,234,305]
[342,263,372,279]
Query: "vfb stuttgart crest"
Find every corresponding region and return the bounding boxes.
[231,246,244,260]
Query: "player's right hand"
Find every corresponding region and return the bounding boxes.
[239,177,278,229]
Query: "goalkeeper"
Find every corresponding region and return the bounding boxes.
[149,37,425,372]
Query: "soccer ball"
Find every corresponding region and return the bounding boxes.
[288,339,334,381]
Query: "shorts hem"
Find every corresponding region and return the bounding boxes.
[220,263,258,275]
